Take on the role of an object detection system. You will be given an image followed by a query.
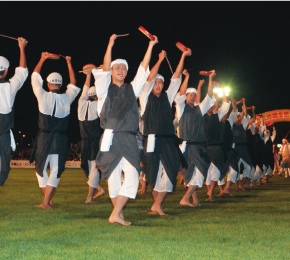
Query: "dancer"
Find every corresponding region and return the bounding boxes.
[78,68,105,203]
[92,34,158,225]
[203,82,231,201]
[31,53,80,209]
[218,97,240,196]
[0,37,28,186]
[140,49,191,215]
[233,99,252,191]
[175,70,215,207]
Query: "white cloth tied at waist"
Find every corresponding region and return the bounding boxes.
[146,134,156,153]
[10,130,16,151]
[100,129,114,152]
[179,141,187,154]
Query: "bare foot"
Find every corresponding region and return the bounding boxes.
[35,203,44,208]
[40,203,54,209]
[180,200,194,207]
[205,197,215,202]
[217,192,224,197]
[222,191,234,197]
[151,205,169,216]
[238,185,245,192]
[192,201,201,207]
[108,215,131,226]
[147,211,159,215]
[85,200,96,204]
[93,190,105,199]
[137,187,146,194]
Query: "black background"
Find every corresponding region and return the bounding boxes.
[2,1,290,145]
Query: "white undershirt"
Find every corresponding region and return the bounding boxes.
[0,67,28,114]
[139,73,182,116]
[174,92,216,121]
[31,72,80,118]
[92,62,150,114]
[78,85,98,121]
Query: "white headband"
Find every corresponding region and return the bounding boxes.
[155,74,165,82]
[47,72,63,85]
[0,56,9,71]
[111,59,128,71]
[186,88,197,94]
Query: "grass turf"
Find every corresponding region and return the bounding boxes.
[0,169,290,260]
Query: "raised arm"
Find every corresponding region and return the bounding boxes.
[208,70,216,98]
[103,34,117,71]
[147,50,166,82]
[179,69,190,96]
[84,70,91,88]
[213,94,219,113]
[33,52,49,73]
[252,106,256,121]
[195,79,205,104]
[18,37,27,68]
[141,36,159,71]
[173,48,192,79]
[66,56,76,85]
[242,98,247,117]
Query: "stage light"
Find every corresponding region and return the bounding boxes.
[213,87,219,93]
[23,135,26,138]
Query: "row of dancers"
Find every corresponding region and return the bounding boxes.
[0,35,283,226]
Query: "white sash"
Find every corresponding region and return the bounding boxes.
[100,129,114,152]
[146,134,156,153]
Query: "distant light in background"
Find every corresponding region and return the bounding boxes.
[23,135,26,138]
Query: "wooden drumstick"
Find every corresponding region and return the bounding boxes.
[79,66,101,73]
[0,33,18,41]
[59,54,66,59]
[165,56,174,75]
[116,33,129,37]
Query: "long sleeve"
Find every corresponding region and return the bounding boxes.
[166,73,182,105]
[92,69,111,114]
[228,111,237,127]
[174,92,186,121]
[130,62,150,98]
[216,100,231,121]
[139,81,154,116]
[198,94,216,116]
[242,114,251,130]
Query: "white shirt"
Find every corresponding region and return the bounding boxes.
[174,92,216,121]
[228,111,237,127]
[92,62,150,114]
[139,73,182,116]
[263,129,276,144]
[78,85,98,121]
[31,72,80,118]
[242,114,251,130]
[0,67,28,114]
[216,101,231,121]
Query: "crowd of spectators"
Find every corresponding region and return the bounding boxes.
[11,148,81,161]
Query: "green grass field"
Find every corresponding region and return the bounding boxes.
[1,169,290,260]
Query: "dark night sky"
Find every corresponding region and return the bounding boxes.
[2,1,290,145]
